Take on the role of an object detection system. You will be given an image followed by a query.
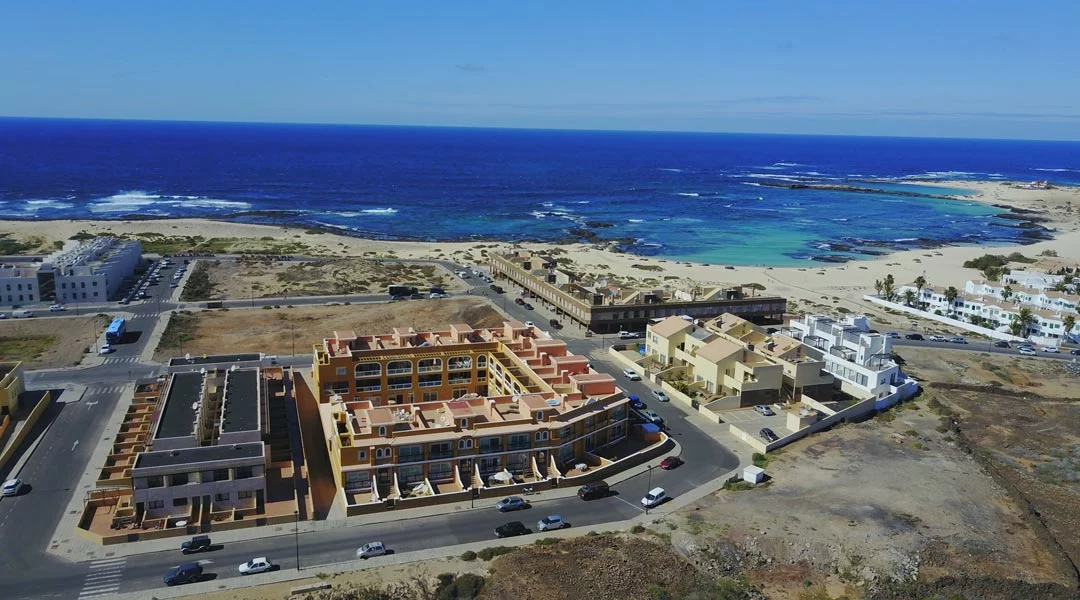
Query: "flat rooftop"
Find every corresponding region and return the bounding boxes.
[156,371,204,440]
[222,369,260,434]
[134,442,264,469]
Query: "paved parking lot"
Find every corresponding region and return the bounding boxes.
[719,406,791,435]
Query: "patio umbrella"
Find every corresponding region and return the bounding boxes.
[491,470,513,483]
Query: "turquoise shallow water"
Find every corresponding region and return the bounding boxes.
[1,119,1074,265]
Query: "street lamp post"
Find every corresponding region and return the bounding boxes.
[294,510,300,571]
[291,324,296,357]
[250,285,255,308]
[645,464,654,515]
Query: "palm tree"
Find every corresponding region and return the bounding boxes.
[944,286,959,317]
[874,279,884,298]
[902,289,917,308]
[1001,285,1013,303]
[882,274,897,302]
[1014,307,1036,338]
[980,266,1002,282]
[914,275,927,309]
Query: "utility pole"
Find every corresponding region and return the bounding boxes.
[645,464,654,515]
[293,510,300,571]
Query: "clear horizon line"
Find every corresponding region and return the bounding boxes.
[1,114,1079,144]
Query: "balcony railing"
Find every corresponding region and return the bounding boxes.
[386,367,412,375]
[397,453,424,464]
[507,443,531,452]
[478,445,503,455]
[357,384,381,392]
[428,451,454,461]
[418,380,442,388]
[448,376,471,385]
[417,365,442,373]
[388,382,412,390]
[356,369,381,377]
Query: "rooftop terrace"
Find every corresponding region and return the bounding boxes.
[134,442,264,470]
[222,369,260,434]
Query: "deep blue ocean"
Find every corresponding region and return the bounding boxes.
[2,118,1079,266]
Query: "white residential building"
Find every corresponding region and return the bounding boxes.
[899,284,1076,341]
[0,237,142,306]
[785,314,903,400]
[965,280,1079,314]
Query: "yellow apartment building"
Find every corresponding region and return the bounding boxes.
[645,314,833,406]
[0,361,25,416]
[311,321,630,502]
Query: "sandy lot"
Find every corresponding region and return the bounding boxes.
[666,403,1075,599]
[154,299,505,361]
[899,346,1080,398]
[204,258,464,301]
[0,314,112,369]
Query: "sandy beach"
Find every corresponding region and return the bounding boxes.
[3,180,1078,327]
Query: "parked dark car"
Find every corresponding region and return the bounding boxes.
[390,295,405,301]
[549,318,562,329]
[993,341,1010,348]
[409,293,423,299]
[577,480,610,500]
[628,395,645,410]
[1071,349,1080,356]
[164,562,204,586]
[523,303,534,310]
[904,333,924,341]
[495,521,530,538]
[515,298,525,306]
[759,428,780,443]
[181,535,212,554]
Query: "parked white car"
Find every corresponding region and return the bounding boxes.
[1018,347,1037,356]
[98,344,113,355]
[622,368,641,381]
[537,515,567,532]
[640,487,668,508]
[238,557,273,575]
[49,304,66,312]
[356,541,387,559]
[1041,346,1060,353]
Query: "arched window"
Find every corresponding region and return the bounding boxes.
[477,355,487,368]
[387,360,412,375]
[447,356,472,370]
[355,362,381,378]
[418,357,442,373]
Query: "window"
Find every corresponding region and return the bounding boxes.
[238,491,253,499]
[375,448,386,458]
[336,367,347,376]
[378,426,387,436]
[534,431,550,442]
[147,475,164,488]
[357,450,367,461]
[448,356,472,370]
[215,493,230,502]
[429,442,453,459]
[398,445,423,463]
[170,473,189,486]
[418,357,442,373]
[422,391,438,402]
[356,362,381,377]
[345,471,371,490]
[458,438,473,450]
[93,292,98,297]
[476,355,487,368]
[399,464,424,485]
[459,418,469,429]
[92,281,97,286]
[148,500,164,509]
[428,462,453,482]
[235,466,253,479]
[213,469,229,482]
[173,497,188,507]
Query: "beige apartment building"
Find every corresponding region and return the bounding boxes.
[490,251,786,333]
[645,313,834,408]
[310,321,630,504]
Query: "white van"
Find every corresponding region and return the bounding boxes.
[12,309,32,318]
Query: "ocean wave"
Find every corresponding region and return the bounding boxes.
[893,237,918,242]
[740,182,762,187]
[181,199,252,209]
[676,192,700,197]
[657,168,684,173]
[1032,167,1080,173]
[20,199,74,211]
[773,162,805,167]
[627,219,644,223]
[756,166,788,171]
[575,200,590,204]
[742,173,805,183]
[360,208,398,215]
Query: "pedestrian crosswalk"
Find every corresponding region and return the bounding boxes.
[132,311,163,320]
[87,384,127,395]
[104,356,139,364]
[78,557,126,599]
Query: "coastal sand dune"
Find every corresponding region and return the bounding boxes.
[3,181,1078,328]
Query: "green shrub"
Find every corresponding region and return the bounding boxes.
[752,452,770,468]
[476,546,514,560]
[437,573,485,600]
[722,480,753,492]
[630,524,646,534]
[459,550,477,561]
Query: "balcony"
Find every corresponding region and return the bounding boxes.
[478,445,503,455]
[357,384,381,392]
[418,380,442,388]
[417,365,442,374]
[388,382,412,390]
[355,369,381,378]
[397,453,424,464]
[448,376,471,385]
[386,367,412,375]
[428,450,454,461]
[507,442,531,452]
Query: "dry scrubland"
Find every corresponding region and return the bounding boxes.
[0,314,111,369]
[155,299,504,361]
[204,259,464,301]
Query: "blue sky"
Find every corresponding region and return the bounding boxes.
[2,1,1079,139]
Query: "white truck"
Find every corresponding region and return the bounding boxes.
[12,309,33,318]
